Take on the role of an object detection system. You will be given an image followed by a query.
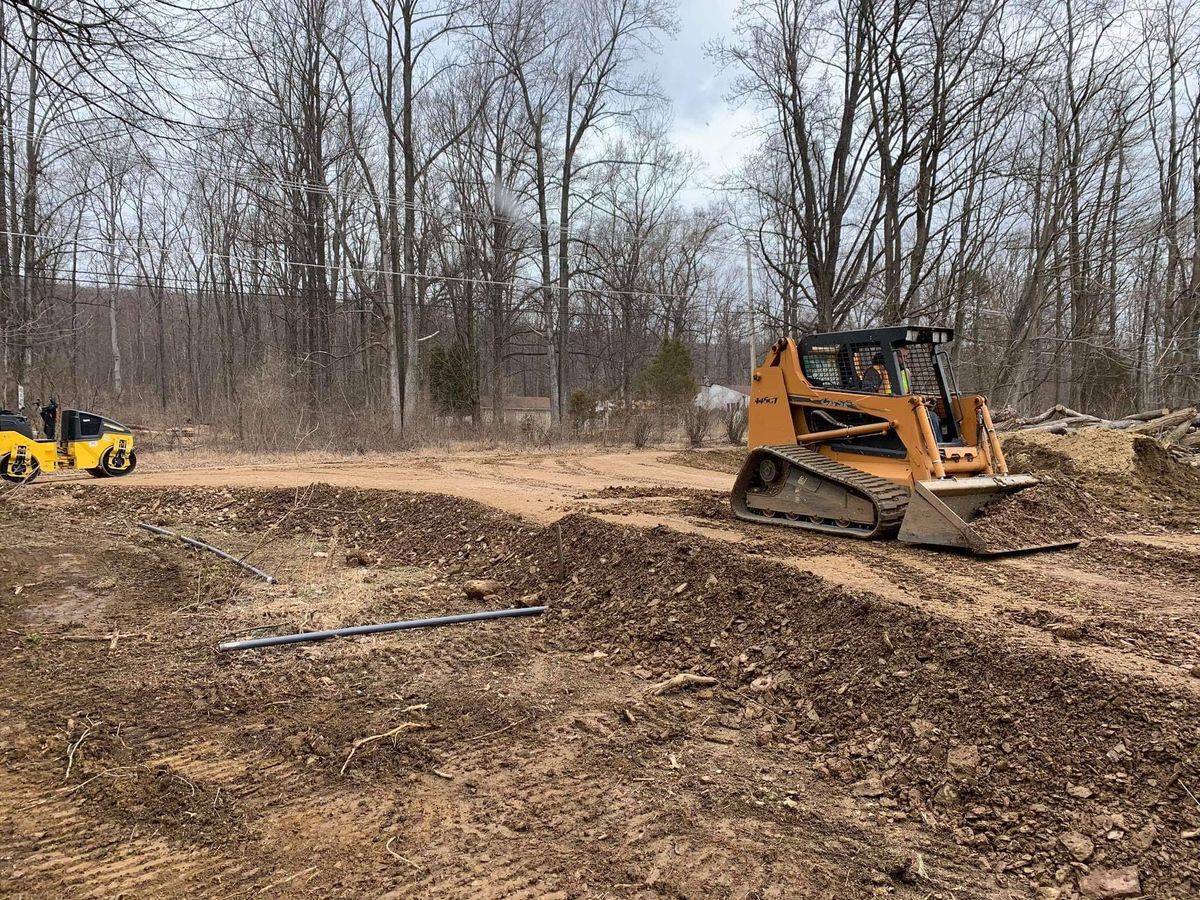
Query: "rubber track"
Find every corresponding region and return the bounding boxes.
[732,444,911,539]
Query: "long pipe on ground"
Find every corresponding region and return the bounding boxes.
[137,522,277,584]
[217,606,546,652]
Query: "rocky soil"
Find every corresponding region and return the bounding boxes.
[3,436,1200,898]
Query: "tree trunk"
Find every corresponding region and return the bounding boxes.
[401,4,419,429]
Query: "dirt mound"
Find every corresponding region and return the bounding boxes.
[584,485,707,500]
[968,476,1122,553]
[1004,431,1200,528]
[579,485,732,521]
[663,448,747,474]
[1002,430,1144,476]
[65,483,532,571]
[1003,428,1200,496]
[1131,437,1200,501]
[675,489,734,521]
[498,514,1200,896]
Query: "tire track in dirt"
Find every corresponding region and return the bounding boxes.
[0,769,264,898]
[372,656,1000,899]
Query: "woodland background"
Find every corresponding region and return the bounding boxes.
[1,0,1198,447]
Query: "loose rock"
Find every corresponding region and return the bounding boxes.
[1078,867,1140,899]
[851,774,886,798]
[463,579,503,601]
[1059,830,1094,862]
[1127,823,1156,852]
[946,743,981,778]
[911,719,936,739]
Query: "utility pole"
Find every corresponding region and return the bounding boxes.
[745,243,756,377]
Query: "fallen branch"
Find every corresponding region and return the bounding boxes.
[648,673,719,696]
[19,765,147,809]
[446,716,530,755]
[255,865,319,895]
[1121,407,1170,422]
[137,522,277,584]
[340,721,432,775]
[1128,407,1198,435]
[1182,780,1200,812]
[1052,404,1088,419]
[1165,419,1195,445]
[63,727,92,782]
[1020,406,1063,426]
[56,630,142,646]
[1018,415,1103,433]
[385,836,422,871]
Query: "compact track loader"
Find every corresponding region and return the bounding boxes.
[731,325,1073,554]
[0,409,136,483]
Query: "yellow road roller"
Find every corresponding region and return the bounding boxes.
[0,409,136,483]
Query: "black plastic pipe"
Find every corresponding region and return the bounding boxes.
[217,605,546,652]
[137,522,278,584]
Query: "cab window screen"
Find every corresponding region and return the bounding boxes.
[801,346,841,386]
[78,415,102,437]
[801,341,883,392]
[900,344,942,395]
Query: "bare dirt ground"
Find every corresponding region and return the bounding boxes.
[2,433,1199,899]
[110,448,735,523]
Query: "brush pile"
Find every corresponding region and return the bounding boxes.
[992,404,1200,466]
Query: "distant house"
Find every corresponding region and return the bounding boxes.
[479,395,552,428]
[694,383,750,410]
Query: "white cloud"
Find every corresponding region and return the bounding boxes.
[671,104,761,192]
[658,0,760,204]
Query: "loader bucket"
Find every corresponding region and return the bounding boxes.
[897,475,1080,555]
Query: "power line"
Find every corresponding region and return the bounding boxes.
[9,268,743,328]
[16,129,761,261]
[0,229,747,307]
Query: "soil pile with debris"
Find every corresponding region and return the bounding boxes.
[674,489,734,521]
[1003,429,1145,476]
[663,448,747,474]
[967,476,1123,553]
[63,483,532,572]
[1004,431,1200,528]
[498,514,1200,896]
[577,485,732,522]
[584,485,711,500]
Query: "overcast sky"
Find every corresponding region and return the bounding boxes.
[656,0,760,200]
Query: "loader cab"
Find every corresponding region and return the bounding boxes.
[797,326,962,451]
